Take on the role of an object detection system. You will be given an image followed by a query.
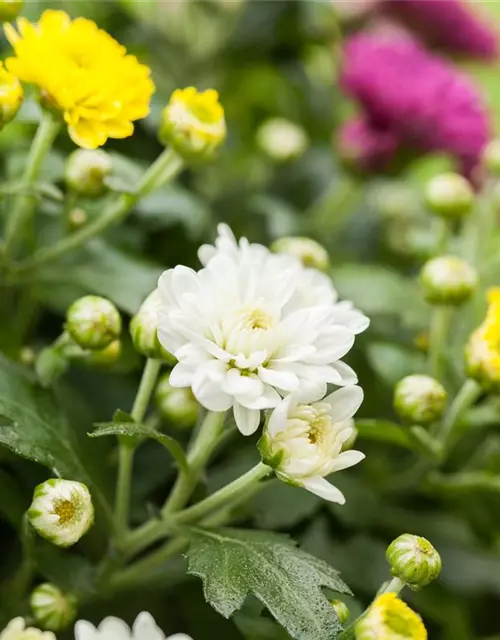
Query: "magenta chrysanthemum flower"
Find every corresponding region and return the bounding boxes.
[340,34,490,176]
[338,117,398,172]
[379,0,498,60]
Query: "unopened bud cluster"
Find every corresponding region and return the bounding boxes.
[28,479,94,548]
[30,583,77,631]
[65,149,112,197]
[66,296,121,351]
[155,373,199,428]
[271,236,329,272]
[386,534,442,590]
[425,173,474,220]
[394,375,447,425]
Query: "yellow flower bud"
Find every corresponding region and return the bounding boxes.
[271,236,329,272]
[65,149,112,197]
[424,173,474,220]
[386,534,441,590]
[0,1,23,23]
[420,256,477,306]
[30,584,77,631]
[394,375,447,425]
[160,87,226,161]
[466,287,500,391]
[0,61,23,129]
[330,600,350,625]
[355,593,427,640]
[65,296,121,351]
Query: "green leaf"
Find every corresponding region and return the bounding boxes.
[91,421,188,472]
[355,419,415,450]
[186,527,351,640]
[35,346,68,388]
[0,355,112,521]
[366,342,426,387]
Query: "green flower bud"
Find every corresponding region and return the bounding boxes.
[420,256,477,306]
[0,618,55,640]
[355,593,426,640]
[130,290,176,362]
[386,534,442,590]
[257,118,308,162]
[30,584,77,631]
[271,236,329,272]
[19,346,35,366]
[80,340,121,367]
[28,479,94,548]
[424,172,474,219]
[65,149,112,197]
[394,375,447,425]
[483,139,500,175]
[155,373,199,428]
[330,600,350,625]
[0,1,23,22]
[66,296,121,351]
[67,208,87,231]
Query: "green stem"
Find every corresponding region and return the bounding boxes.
[428,305,452,380]
[13,148,183,275]
[114,359,162,534]
[438,378,481,450]
[464,180,496,267]
[4,111,61,257]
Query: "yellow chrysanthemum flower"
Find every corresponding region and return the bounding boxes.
[160,86,226,160]
[4,10,155,149]
[466,287,500,390]
[355,593,427,640]
[0,60,23,127]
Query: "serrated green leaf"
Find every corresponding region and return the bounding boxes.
[186,527,351,640]
[0,355,112,522]
[91,421,187,472]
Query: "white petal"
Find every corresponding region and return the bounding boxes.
[323,386,364,422]
[166,636,193,640]
[97,617,132,640]
[267,394,295,437]
[302,477,346,504]
[258,367,299,392]
[75,621,98,640]
[330,361,358,385]
[329,450,365,472]
[233,403,261,436]
[132,613,165,640]
[192,375,233,411]
[169,363,195,388]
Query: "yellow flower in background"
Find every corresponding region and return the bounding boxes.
[4,10,154,148]
[0,61,23,128]
[160,86,226,160]
[355,593,427,640]
[466,287,500,390]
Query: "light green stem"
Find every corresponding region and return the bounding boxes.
[438,378,481,450]
[114,359,162,534]
[379,577,406,595]
[4,111,61,257]
[13,148,183,275]
[428,305,452,380]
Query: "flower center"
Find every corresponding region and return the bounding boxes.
[54,499,76,526]
[290,404,332,445]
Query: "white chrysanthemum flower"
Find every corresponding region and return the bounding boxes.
[259,386,365,503]
[0,619,55,640]
[157,225,369,435]
[75,612,191,640]
[28,479,94,548]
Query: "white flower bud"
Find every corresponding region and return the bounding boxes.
[259,387,365,504]
[271,236,329,272]
[330,600,350,625]
[130,290,175,362]
[155,373,199,428]
[420,256,477,306]
[30,584,77,631]
[425,173,474,219]
[0,618,55,640]
[28,479,94,548]
[386,534,442,590]
[66,296,121,351]
[483,139,500,175]
[394,375,447,425]
[355,593,426,640]
[65,149,112,198]
[257,118,308,162]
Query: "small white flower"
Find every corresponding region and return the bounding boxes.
[0,618,55,640]
[75,612,192,640]
[28,479,94,548]
[158,225,368,435]
[259,386,365,503]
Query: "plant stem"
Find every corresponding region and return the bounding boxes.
[4,111,61,258]
[114,359,162,534]
[438,378,481,450]
[428,305,452,380]
[13,148,183,275]
[379,577,405,595]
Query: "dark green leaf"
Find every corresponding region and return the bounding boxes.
[366,342,426,388]
[355,419,415,450]
[36,544,96,594]
[186,527,351,640]
[91,421,188,472]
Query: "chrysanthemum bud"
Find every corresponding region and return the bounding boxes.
[155,373,199,428]
[330,600,350,625]
[0,618,55,640]
[0,62,23,129]
[355,593,427,640]
[80,340,121,367]
[271,236,329,272]
[160,87,226,161]
[30,584,77,631]
[386,534,442,590]
[257,118,308,162]
[65,149,112,198]
[394,375,447,425]
[130,290,174,361]
[420,256,477,306]
[483,139,500,175]
[66,296,121,351]
[28,479,94,548]
[68,208,88,231]
[424,173,474,219]
[0,1,23,23]
[466,288,500,391]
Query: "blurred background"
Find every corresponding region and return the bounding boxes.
[2,1,500,638]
